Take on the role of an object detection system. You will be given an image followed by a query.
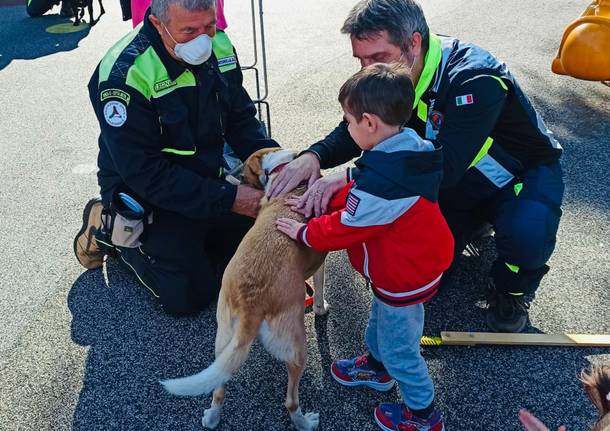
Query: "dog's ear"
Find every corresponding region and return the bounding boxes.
[243,147,282,189]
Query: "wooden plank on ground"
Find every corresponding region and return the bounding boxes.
[440,331,610,347]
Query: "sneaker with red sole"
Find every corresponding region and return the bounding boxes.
[330,352,395,391]
[374,403,445,431]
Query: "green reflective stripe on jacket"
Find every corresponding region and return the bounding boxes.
[417,100,428,122]
[490,75,508,91]
[161,147,197,156]
[125,47,198,100]
[506,263,520,273]
[99,25,142,85]
[413,33,442,109]
[212,30,237,73]
[469,137,494,169]
[99,28,196,100]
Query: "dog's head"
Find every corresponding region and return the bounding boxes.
[243,147,298,192]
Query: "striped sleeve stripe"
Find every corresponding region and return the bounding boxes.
[372,286,439,307]
[301,226,312,247]
[375,273,442,299]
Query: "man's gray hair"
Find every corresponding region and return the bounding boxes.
[151,0,216,23]
[341,0,429,52]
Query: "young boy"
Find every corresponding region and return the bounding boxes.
[276,63,454,431]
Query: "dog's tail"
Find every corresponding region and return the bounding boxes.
[160,314,262,397]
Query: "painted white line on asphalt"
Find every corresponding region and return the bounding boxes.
[72,163,98,175]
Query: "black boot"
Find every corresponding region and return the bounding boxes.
[485,284,530,333]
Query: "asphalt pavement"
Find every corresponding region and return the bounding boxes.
[0,0,608,430]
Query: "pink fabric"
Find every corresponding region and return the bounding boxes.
[216,0,227,30]
[131,0,227,30]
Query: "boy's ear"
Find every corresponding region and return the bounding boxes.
[362,112,377,133]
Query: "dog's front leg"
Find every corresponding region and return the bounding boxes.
[312,263,329,315]
[201,385,225,429]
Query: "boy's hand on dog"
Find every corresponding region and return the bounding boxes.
[275,218,305,240]
[518,409,566,431]
[232,184,265,218]
[267,152,321,198]
[293,171,347,218]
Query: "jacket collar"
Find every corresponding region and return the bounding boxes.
[372,128,435,154]
[413,33,442,108]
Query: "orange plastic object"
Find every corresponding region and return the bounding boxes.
[552,0,610,81]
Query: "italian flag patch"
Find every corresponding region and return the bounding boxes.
[456,94,474,106]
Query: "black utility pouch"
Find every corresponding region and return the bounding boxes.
[109,190,152,248]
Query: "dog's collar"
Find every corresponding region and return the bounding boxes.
[263,162,290,188]
[264,162,289,180]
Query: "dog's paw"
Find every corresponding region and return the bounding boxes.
[313,300,329,316]
[291,409,319,431]
[201,405,222,429]
[303,412,319,430]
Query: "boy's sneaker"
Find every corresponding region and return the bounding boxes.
[374,403,445,431]
[330,352,395,391]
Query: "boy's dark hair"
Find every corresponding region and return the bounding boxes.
[338,63,415,126]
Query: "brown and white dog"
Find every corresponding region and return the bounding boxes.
[161,148,327,431]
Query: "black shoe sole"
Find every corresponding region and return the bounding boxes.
[73,198,102,263]
[485,310,527,333]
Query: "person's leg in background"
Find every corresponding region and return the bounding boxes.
[26,0,59,16]
[204,212,254,277]
[486,161,564,332]
[438,189,492,290]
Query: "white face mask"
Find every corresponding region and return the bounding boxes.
[164,25,213,65]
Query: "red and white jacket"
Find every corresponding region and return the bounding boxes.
[298,129,454,306]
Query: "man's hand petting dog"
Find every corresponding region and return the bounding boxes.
[290,171,347,218]
[267,152,321,198]
[231,184,265,218]
[275,217,305,240]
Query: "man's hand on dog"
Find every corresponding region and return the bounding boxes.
[275,217,305,240]
[232,184,265,218]
[290,171,347,218]
[267,152,321,198]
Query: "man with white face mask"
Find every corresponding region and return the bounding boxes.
[76,0,280,316]
[270,0,564,337]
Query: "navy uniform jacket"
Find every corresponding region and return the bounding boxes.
[307,34,562,201]
[88,13,278,220]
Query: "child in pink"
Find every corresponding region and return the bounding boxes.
[131,0,227,29]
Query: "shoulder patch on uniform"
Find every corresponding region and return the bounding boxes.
[153,78,177,92]
[103,101,127,127]
[101,88,131,105]
[218,55,236,67]
[346,192,361,216]
[455,94,474,106]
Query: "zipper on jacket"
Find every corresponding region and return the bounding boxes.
[216,91,225,136]
[193,70,200,149]
[362,243,371,283]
